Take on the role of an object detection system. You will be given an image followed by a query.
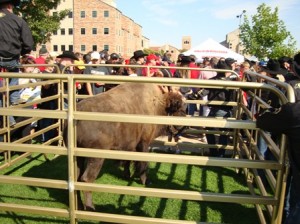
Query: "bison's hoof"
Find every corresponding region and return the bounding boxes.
[145,179,152,186]
[85,205,96,211]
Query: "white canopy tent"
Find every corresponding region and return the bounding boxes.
[183,38,245,63]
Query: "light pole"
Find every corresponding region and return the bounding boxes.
[236,10,246,54]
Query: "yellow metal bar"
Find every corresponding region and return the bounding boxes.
[75,182,277,205]
[0,203,69,218]
[0,175,68,189]
[66,75,76,224]
[74,148,281,170]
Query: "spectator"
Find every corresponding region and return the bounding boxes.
[74,59,88,97]
[187,55,200,116]
[84,51,109,96]
[131,50,148,76]
[18,56,41,142]
[55,51,79,108]
[198,57,217,117]
[83,53,91,64]
[201,59,238,157]
[142,54,158,77]
[38,56,58,144]
[35,46,49,72]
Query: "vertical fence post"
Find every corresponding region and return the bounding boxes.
[67,75,76,224]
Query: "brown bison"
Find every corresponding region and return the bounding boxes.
[64,82,186,210]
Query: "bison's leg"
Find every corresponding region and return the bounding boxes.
[123,160,131,180]
[76,157,85,210]
[136,141,151,186]
[80,158,104,211]
[134,161,149,185]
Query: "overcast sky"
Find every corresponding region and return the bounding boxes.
[116,0,300,50]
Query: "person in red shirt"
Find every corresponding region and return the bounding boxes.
[188,55,200,116]
[189,55,200,79]
[142,54,158,77]
[35,46,49,72]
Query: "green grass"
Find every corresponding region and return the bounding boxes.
[0,152,262,224]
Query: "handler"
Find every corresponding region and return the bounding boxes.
[256,52,300,224]
[0,0,34,71]
[0,0,34,127]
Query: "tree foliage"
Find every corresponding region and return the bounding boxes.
[239,3,297,59]
[14,0,70,46]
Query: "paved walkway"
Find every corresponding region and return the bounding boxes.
[150,128,209,155]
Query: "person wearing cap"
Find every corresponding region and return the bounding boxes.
[131,50,148,76]
[83,51,109,96]
[106,52,124,75]
[256,53,300,224]
[142,54,158,77]
[53,51,79,108]
[225,58,237,72]
[73,60,89,98]
[35,46,49,72]
[55,51,79,74]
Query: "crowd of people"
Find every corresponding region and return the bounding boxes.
[1,0,300,223]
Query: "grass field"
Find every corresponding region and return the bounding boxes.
[0,152,262,224]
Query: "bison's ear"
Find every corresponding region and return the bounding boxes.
[165,93,184,114]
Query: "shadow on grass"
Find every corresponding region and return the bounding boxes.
[5,153,262,224]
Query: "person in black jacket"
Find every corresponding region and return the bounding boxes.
[199,58,238,157]
[257,53,300,224]
[0,0,34,127]
[0,0,34,71]
[257,103,300,224]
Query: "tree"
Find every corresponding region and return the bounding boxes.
[15,0,70,46]
[239,3,297,59]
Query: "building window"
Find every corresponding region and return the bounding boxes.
[92,10,97,18]
[69,45,73,52]
[80,11,85,18]
[92,45,97,51]
[53,45,58,51]
[81,45,86,52]
[104,10,109,17]
[104,28,109,35]
[68,28,73,35]
[81,28,85,35]
[68,11,73,18]
[61,28,65,35]
[53,30,57,35]
[92,28,97,35]
[61,45,66,52]
[104,45,109,51]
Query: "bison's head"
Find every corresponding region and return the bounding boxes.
[165,92,186,115]
[165,93,187,141]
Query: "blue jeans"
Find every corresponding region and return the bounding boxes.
[285,168,300,224]
[0,59,19,72]
[188,103,197,116]
[1,59,19,125]
[285,202,300,224]
[206,108,232,157]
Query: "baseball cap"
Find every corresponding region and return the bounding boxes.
[225,58,237,67]
[91,51,100,60]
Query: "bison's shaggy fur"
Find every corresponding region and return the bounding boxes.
[64,82,186,210]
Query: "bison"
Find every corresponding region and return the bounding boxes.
[64,82,186,210]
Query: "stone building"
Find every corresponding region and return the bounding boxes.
[48,0,149,58]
